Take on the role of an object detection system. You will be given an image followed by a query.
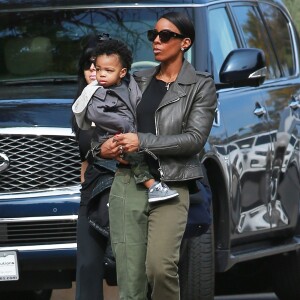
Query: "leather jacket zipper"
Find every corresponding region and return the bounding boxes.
[143,146,177,183]
[142,148,166,182]
[151,97,181,183]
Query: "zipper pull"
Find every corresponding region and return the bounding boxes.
[158,167,165,183]
[143,148,158,160]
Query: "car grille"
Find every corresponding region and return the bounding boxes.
[0,133,81,193]
[0,217,77,246]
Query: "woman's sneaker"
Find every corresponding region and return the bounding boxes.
[148,181,179,203]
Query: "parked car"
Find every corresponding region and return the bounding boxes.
[1,0,300,299]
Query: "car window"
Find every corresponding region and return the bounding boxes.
[208,7,238,82]
[231,4,281,80]
[259,3,295,77]
[235,137,255,149]
[0,7,192,83]
[255,133,271,146]
[228,144,238,152]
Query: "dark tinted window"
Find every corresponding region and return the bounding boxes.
[0,7,192,83]
[260,3,295,77]
[255,134,271,146]
[231,5,280,80]
[228,144,238,152]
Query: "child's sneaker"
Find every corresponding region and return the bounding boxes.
[148,181,179,203]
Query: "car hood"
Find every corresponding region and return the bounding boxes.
[0,83,77,128]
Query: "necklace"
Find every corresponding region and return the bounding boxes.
[165,82,172,90]
[157,71,177,90]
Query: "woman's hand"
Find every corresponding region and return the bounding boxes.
[100,136,130,164]
[113,133,139,153]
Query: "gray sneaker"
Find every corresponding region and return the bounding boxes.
[148,182,179,203]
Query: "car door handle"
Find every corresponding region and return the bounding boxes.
[253,103,266,117]
[289,96,299,110]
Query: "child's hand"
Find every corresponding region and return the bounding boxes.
[100,137,120,159]
[115,156,129,164]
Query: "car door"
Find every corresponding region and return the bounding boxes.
[230,0,300,234]
[207,3,274,242]
[255,2,300,231]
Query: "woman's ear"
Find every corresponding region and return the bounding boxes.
[181,38,192,51]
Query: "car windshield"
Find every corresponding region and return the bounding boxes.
[0,6,192,84]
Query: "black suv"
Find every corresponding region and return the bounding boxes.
[1,0,300,299]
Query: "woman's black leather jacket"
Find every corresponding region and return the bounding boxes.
[133,60,217,182]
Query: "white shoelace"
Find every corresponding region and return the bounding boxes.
[155,183,169,192]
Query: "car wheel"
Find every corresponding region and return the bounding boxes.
[179,224,215,300]
[29,289,53,300]
[271,250,300,300]
[0,289,52,300]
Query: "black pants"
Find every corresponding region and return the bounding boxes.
[75,171,109,300]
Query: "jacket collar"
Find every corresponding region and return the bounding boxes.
[135,59,198,86]
[176,59,198,85]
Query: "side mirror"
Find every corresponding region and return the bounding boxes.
[219,48,267,87]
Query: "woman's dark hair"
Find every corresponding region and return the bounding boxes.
[75,34,98,99]
[159,11,195,52]
[71,33,103,136]
[94,39,133,71]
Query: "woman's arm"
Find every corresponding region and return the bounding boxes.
[141,77,217,156]
[116,77,217,157]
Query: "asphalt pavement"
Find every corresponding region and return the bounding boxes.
[215,294,278,300]
[51,283,279,300]
[51,282,119,300]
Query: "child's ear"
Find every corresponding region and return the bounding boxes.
[120,68,127,78]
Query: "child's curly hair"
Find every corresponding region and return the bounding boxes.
[95,39,133,71]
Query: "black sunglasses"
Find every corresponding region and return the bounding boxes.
[147,29,185,43]
[83,56,96,70]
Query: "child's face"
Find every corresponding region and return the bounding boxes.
[95,54,127,88]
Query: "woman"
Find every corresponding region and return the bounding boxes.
[72,34,117,300]
[101,12,217,299]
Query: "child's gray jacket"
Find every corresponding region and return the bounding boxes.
[72,74,142,134]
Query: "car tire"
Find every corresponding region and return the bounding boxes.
[34,289,53,300]
[0,289,52,300]
[28,289,53,300]
[271,250,300,300]
[179,224,215,300]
